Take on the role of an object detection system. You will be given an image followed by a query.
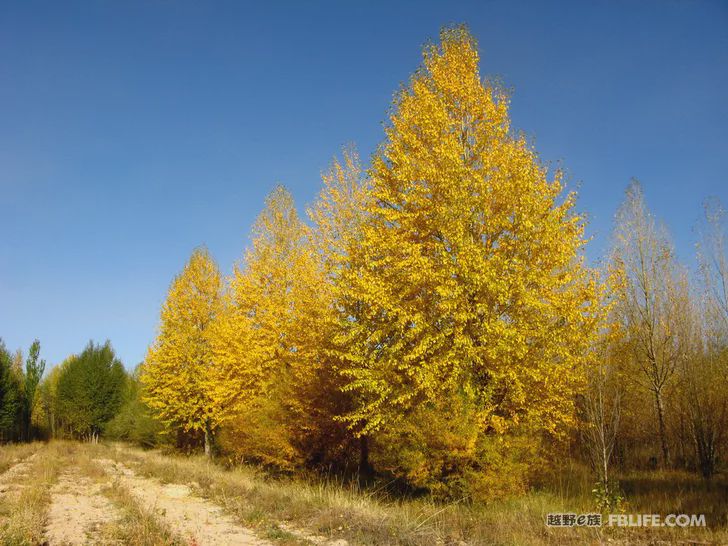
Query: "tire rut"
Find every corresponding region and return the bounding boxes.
[0,452,39,497]
[96,458,272,546]
[45,468,120,545]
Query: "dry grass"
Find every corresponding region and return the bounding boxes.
[99,475,185,546]
[1,441,725,545]
[72,445,183,545]
[0,442,42,475]
[90,442,728,545]
[620,469,728,526]
[0,442,68,545]
[0,441,182,546]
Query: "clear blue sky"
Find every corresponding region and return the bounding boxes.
[1,1,726,369]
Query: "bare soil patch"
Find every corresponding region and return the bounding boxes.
[45,468,120,545]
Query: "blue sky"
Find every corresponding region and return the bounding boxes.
[1,1,727,369]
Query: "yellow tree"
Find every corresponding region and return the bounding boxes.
[304,148,372,470]
[209,186,323,468]
[611,181,682,468]
[679,198,728,479]
[308,148,369,279]
[141,247,223,456]
[336,27,601,495]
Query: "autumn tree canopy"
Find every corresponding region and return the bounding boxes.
[336,27,600,439]
[141,247,223,456]
[132,26,728,501]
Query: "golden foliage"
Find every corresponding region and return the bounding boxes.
[207,186,328,466]
[142,27,607,498]
[141,248,223,436]
[335,27,601,444]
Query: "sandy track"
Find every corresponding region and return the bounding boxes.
[96,458,271,546]
[45,468,119,545]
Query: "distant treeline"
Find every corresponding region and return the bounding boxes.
[0,339,162,447]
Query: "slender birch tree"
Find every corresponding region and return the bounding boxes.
[611,181,681,467]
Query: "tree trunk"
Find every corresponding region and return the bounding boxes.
[601,443,609,491]
[655,389,670,467]
[204,424,212,458]
[695,423,715,480]
[358,435,372,481]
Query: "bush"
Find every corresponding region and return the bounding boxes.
[105,387,164,448]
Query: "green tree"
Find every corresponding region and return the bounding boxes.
[56,341,126,441]
[23,339,45,440]
[0,339,22,442]
[106,365,164,448]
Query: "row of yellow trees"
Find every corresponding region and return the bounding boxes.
[139,27,728,500]
[141,28,603,499]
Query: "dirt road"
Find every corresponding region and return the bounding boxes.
[0,442,352,545]
[46,468,119,545]
[0,443,279,545]
[97,457,271,546]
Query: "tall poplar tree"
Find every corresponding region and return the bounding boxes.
[0,339,22,442]
[611,181,681,468]
[23,339,45,440]
[209,186,323,468]
[142,247,223,456]
[305,149,372,470]
[336,27,600,491]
